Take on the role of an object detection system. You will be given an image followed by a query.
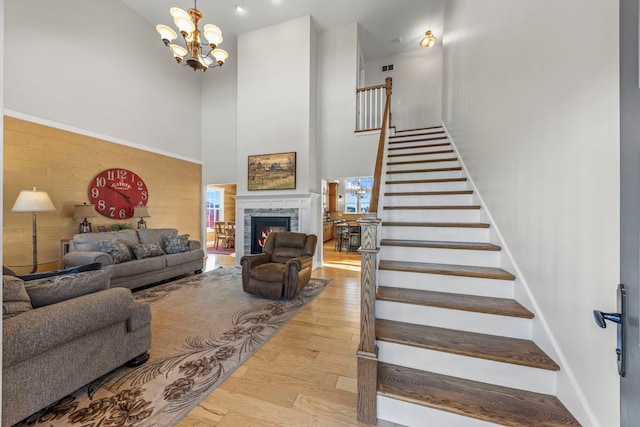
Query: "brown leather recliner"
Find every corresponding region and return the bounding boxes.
[240,231,318,299]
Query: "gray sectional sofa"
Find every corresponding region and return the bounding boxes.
[63,228,204,290]
[2,269,152,426]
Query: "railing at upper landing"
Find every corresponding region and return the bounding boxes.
[355,77,392,133]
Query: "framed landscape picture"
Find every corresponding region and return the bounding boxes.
[248,152,296,191]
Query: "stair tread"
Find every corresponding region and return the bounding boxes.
[379,260,516,280]
[380,239,501,251]
[376,319,558,370]
[395,125,443,133]
[389,142,450,151]
[377,286,533,318]
[382,221,490,228]
[386,177,467,185]
[388,149,454,158]
[383,205,480,210]
[377,363,579,426]
[385,190,473,196]
[388,157,458,166]
[387,166,462,174]
[391,130,444,138]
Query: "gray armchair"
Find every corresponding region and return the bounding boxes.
[240,231,317,299]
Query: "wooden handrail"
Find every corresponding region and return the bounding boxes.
[356,83,387,93]
[368,76,392,214]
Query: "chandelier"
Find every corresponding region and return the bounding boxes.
[350,179,367,199]
[156,1,229,72]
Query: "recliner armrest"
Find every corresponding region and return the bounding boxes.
[240,253,271,269]
[285,255,313,272]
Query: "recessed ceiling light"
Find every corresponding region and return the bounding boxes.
[235,4,246,14]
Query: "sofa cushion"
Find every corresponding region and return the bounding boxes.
[163,234,189,254]
[108,256,167,279]
[137,228,178,250]
[130,243,165,260]
[165,248,204,267]
[2,276,32,319]
[73,229,140,252]
[96,240,133,264]
[250,263,286,282]
[24,269,112,308]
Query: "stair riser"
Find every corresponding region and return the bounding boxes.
[388,152,455,163]
[377,270,514,299]
[389,143,451,154]
[381,226,490,242]
[389,140,449,150]
[390,132,444,140]
[387,160,460,171]
[384,194,474,206]
[375,300,531,339]
[387,170,463,180]
[384,181,469,192]
[377,396,501,427]
[377,341,556,395]
[380,246,500,268]
[382,209,480,223]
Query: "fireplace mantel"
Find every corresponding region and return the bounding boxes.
[234,193,321,267]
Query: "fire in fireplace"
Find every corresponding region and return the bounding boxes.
[250,216,291,253]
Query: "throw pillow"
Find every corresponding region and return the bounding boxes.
[3,275,33,319]
[24,269,112,308]
[130,243,165,260]
[163,234,190,254]
[96,239,133,264]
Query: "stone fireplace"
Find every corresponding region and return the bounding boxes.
[234,194,321,267]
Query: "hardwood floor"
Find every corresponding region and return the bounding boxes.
[179,241,401,426]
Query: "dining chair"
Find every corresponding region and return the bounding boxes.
[214,222,228,249]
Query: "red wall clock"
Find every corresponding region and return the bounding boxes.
[88,168,148,219]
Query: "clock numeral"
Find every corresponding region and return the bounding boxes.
[118,169,128,180]
[97,200,106,210]
[91,188,100,199]
[119,209,127,219]
[131,174,137,182]
[95,177,107,187]
[109,207,116,217]
[107,170,115,180]
[137,181,144,190]
[141,191,148,200]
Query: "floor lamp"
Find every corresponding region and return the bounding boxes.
[11,187,56,273]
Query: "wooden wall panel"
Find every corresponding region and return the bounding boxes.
[221,184,237,222]
[3,116,202,274]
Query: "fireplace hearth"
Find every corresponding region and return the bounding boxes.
[251,216,291,254]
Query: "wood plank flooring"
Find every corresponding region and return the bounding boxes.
[179,241,401,427]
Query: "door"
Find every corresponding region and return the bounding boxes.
[620,0,640,424]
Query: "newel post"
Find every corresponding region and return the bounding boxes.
[357,213,381,424]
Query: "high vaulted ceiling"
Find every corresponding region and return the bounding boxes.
[121,0,445,60]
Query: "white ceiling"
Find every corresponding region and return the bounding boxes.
[121,0,445,60]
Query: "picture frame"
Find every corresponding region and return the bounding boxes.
[248,152,296,191]
[97,226,107,232]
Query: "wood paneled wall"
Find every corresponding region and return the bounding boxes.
[220,183,237,222]
[3,116,202,274]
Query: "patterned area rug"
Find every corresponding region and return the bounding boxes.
[16,268,331,427]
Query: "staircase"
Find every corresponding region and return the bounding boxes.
[368,126,580,426]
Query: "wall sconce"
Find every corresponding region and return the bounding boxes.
[420,30,436,48]
[133,206,151,229]
[73,203,96,233]
[12,187,56,273]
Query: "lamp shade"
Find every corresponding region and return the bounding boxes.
[156,24,178,41]
[12,188,55,212]
[133,206,150,218]
[73,204,96,219]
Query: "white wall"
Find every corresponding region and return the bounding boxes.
[318,23,378,181]
[236,15,316,195]
[4,0,203,162]
[366,47,443,130]
[443,1,619,425]
[201,60,238,184]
